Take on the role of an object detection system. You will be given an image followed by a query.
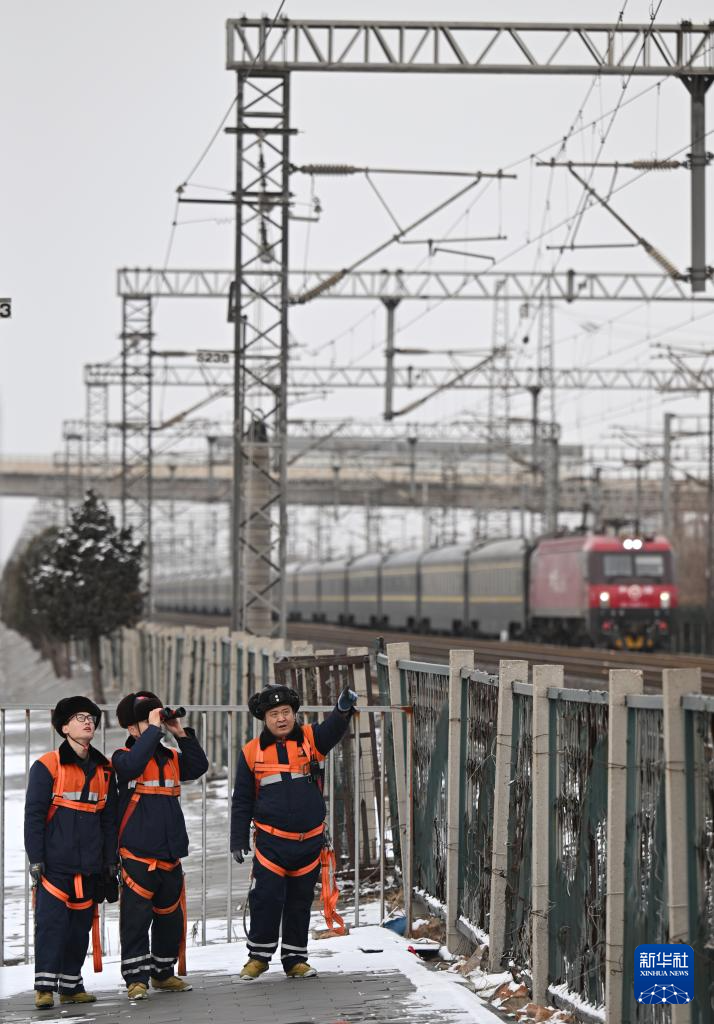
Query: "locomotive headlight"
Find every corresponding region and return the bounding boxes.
[632,538,643,550]
[623,538,633,550]
[660,591,671,608]
[599,591,610,605]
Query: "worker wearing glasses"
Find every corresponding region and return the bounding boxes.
[24,696,118,1010]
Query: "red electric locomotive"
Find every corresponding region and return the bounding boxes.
[529,534,677,650]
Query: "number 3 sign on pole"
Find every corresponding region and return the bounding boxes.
[0,298,11,319]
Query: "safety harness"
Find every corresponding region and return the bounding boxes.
[35,750,110,971]
[243,726,345,935]
[117,746,187,974]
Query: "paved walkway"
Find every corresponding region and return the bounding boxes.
[0,927,501,1023]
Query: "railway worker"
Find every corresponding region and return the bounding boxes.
[231,681,358,981]
[24,695,118,1010]
[113,690,209,1000]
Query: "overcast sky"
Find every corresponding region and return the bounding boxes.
[2,0,714,563]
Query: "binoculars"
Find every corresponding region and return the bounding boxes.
[159,706,186,721]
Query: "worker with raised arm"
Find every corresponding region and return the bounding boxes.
[113,690,208,1000]
[231,682,357,981]
[24,696,118,1010]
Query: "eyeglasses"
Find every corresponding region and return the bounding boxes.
[69,713,96,724]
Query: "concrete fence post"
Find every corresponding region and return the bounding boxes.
[489,659,528,972]
[386,642,410,900]
[663,667,701,1024]
[446,649,474,955]
[605,668,643,1024]
[531,664,562,1008]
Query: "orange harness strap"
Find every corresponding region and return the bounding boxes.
[39,875,103,971]
[319,847,346,935]
[253,821,325,842]
[119,849,187,975]
[254,847,321,878]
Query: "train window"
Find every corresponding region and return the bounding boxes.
[634,554,665,579]
[603,554,632,578]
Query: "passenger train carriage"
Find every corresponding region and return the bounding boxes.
[154,533,677,651]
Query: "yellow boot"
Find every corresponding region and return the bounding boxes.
[151,976,192,993]
[240,959,269,981]
[60,990,97,1004]
[286,962,317,979]
[127,982,148,1000]
[34,991,54,1009]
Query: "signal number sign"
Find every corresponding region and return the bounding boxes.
[0,298,11,319]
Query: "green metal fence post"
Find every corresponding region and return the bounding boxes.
[532,664,562,1007]
[605,669,643,1024]
[386,642,410,894]
[446,649,474,954]
[489,659,527,971]
[663,668,701,1024]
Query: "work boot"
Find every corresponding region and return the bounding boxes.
[151,976,193,993]
[34,991,54,1009]
[286,962,317,979]
[60,990,97,1004]
[240,959,269,981]
[127,982,148,1000]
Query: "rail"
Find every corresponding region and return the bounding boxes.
[0,703,413,967]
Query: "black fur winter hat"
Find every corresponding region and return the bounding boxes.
[116,690,163,729]
[52,696,102,736]
[248,684,300,720]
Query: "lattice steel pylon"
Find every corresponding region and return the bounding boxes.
[230,71,291,635]
[85,381,110,495]
[120,296,153,596]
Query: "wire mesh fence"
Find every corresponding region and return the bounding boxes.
[402,660,450,909]
[549,692,609,1009]
[622,704,669,1024]
[504,684,533,971]
[458,668,499,941]
[685,702,714,1021]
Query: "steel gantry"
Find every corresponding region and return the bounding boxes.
[87,358,714,394]
[119,267,714,304]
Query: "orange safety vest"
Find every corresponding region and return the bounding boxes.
[117,747,186,974]
[38,750,111,824]
[243,726,345,935]
[117,746,181,840]
[35,750,109,972]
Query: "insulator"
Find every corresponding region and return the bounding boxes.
[643,241,682,279]
[295,164,358,175]
[630,160,682,171]
[290,270,347,305]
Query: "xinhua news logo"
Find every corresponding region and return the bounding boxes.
[634,943,694,1005]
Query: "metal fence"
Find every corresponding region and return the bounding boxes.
[457,668,498,943]
[683,695,714,1018]
[622,697,669,1024]
[0,702,409,967]
[549,689,609,1009]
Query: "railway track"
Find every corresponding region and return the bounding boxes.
[153,612,714,694]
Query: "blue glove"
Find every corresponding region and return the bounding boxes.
[338,687,358,712]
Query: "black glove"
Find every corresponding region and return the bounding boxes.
[29,862,44,885]
[104,864,119,904]
[231,846,250,865]
[337,687,358,712]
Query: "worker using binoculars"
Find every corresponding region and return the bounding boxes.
[113,690,208,1000]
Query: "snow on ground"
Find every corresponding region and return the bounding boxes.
[0,922,504,1022]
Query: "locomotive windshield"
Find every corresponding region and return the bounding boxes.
[599,551,670,582]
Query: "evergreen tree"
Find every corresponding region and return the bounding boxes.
[26,491,144,702]
[1,526,68,673]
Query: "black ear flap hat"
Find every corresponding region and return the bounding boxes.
[52,696,101,736]
[116,690,162,728]
[248,685,300,720]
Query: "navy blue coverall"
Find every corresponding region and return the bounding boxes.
[230,707,352,971]
[24,741,117,995]
[112,725,208,984]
